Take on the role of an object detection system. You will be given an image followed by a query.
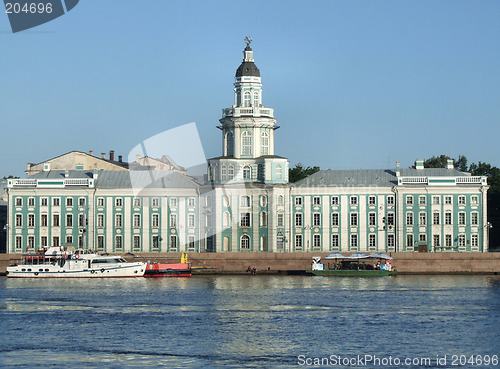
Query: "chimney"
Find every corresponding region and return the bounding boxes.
[118,155,122,163]
[396,161,400,177]
[64,170,69,178]
[416,160,424,170]
[110,150,115,161]
[89,150,94,157]
[447,159,454,169]
[101,153,106,159]
[93,167,99,179]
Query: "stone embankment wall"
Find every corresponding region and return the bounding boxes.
[2,252,500,275]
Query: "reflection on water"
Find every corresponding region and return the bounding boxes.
[1,275,500,368]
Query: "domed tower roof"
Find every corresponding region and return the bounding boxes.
[235,41,260,77]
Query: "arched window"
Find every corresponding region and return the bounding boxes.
[223,211,231,228]
[253,91,259,107]
[221,165,227,181]
[228,165,234,180]
[261,131,269,156]
[277,232,284,250]
[241,235,250,250]
[243,91,251,107]
[260,212,267,227]
[241,131,252,156]
[225,132,234,156]
[243,166,251,179]
[276,165,282,179]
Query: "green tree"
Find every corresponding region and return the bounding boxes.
[2,175,19,180]
[289,163,320,183]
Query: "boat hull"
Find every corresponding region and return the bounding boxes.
[308,270,398,276]
[144,263,191,277]
[6,262,147,278]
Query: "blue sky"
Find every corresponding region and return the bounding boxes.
[1,0,499,177]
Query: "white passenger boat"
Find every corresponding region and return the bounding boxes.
[6,246,147,278]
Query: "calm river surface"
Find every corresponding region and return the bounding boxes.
[1,275,499,368]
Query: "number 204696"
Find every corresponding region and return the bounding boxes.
[5,2,53,14]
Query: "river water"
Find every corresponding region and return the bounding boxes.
[1,275,499,368]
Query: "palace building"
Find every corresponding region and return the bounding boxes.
[5,40,489,254]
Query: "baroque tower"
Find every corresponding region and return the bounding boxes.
[208,38,289,184]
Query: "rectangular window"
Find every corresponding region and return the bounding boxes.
[133,235,141,251]
[188,197,195,207]
[432,196,440,205]
[97,236,104,250]
[115,198,123,207]
[369,234,376,248]
[170,235,177,250]
[368,196,376,206]
[241,196,251,207]
[15,236,22,250]
[97,214,104,228]
[458,234,466,248]
[188,235,195,251]
[445,196,452,205]
[115,235,123,250]
[41,214,47,227]
[331,213,339,226]
[433,234,440,247]
[295,235,303,250]
[458,196,466,205]
[152,198,160,207]
[170,214,177,228]
[433,213,440,225]
[28,214,35,227]
[295,213,303,227]
[277,213,284,227]
[471,196,479,205]
[152,214,159,227]
[313,213,321,227]
[419,196,426,205]
[41,197,48,206]
[240,213,250,227]
[53,236,60,246]
[387,234,395,249]
[387,213,394,226]
[64,235,72,245]
[459,212,466,225]
[66,197,73,207]
[419,212,426,226]
[152,235,160,250]
[471,234,478,248]
[79,198,86,207]
[313,234,321,249]
[445,212,452,225]
[26,236,34,249]
[26,197,34,207]
[350,234,358,249]
[170,197,178,208]
[350,213,358,226]
[115,214,123,228]
[387,196,394,205]
[53,198,60,207]
[350,196,357,205]
[133,197,141,207]
[471,212,478,226]
[331,234,339,248]
[66,214,73,227]
[406,234,414,249]
[97,197,104,207]
[133,214,141,227]
[41,236,48,247]
[331,196,339,206]
[15,197,22,207]
[313,196,321,206]
[15,214,22,227]
[188,214,195,227]
[406,212,413,226]
[406,196,413,205]
[369,212,376,226]
[295,197,302,206]
[79,213,85,227]
[53,214,60,227]
[419,234,426,243]
[445,234,452,247]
